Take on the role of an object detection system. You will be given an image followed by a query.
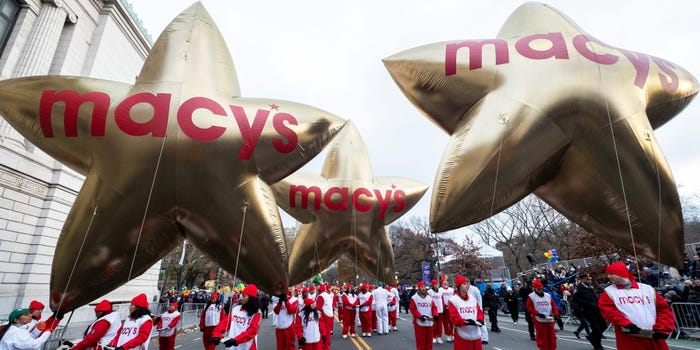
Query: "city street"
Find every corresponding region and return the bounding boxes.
[161,313,700,350]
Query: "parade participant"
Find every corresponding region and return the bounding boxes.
[390,283,401,331]
[273,288,299,350]
[482,283,501,333]
[519,281,536,340]
[0,308,52,350]
[440,278,455,342]
[270,294,279,329]
[428,279,444,344]
[357,284,374,337]
[410,281,439,350]
[315,284,333,350]
[341,284,359,338]
[308,286,317,301]
[295,298,326,350]
[526,280,559,350]
[25,301,44,336]
[334,285,344,325]
[156,302,181,350]
[200,294,222,350]
[448,275,485,350]
[369,285,377,332]
[372,282,391,335]
[108,293,154,350]
[212,284,261,350]
[387,288,398,332]
[462,278,487,344]
[71,300,121,350]
[599,262,674,350]
[571,274,605,350]
[504,288,520,325]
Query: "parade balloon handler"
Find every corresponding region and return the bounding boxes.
[410,281,439,350]
[295,298,326,350]
[108,294,153,350]
[526,280,559,350]
[200,293,222,350]
[212,284,261,349]
[69,300,122,350]
[156,302,181,350]
[0,308,52,350]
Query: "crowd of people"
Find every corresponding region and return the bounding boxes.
[0,259,681,350]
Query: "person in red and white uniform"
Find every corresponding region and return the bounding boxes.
[389,283,400,331]
[23,300,61,338]
[334,285,344,325]
[410,281,439,350]
[71,300,121,350]
[428,279,444,344]
[526,280,559,350]
[341,284,359,338]
[357,284,374,337]
[387,288,398,331]
[315,285,333,350]
[108,293,154,350]
[200,294,222,350]
[294,298,327,350]
[156,302,181,350]
[273,288,299,350]
[598,262,674,350]
[448,275,484,350]
[212,284,262,350]
[440,278,455,342]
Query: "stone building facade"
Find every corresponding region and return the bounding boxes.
[0,0,156,319]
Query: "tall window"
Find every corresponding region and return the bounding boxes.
[0,0,19,54]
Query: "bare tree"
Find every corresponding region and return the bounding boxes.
[389,220,434,283]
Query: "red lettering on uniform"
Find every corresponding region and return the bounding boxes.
[515,32,569,60]
[115,92,170,137]
[445,39,509,75]
[230,105,269,160]
[177,96,226,141]
[271,112,298,153]
[39,90,110,137]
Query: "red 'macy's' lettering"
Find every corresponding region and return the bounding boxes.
[444,32,680,93]
[289,185,406,220]
[39,91,299,160]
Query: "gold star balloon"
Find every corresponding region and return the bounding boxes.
[384,2,698,267]
[0,3,345,312]
[271,121,428,284]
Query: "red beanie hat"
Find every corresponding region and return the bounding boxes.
[29,300,44,310]
[170,301,179,308]
[242,284,257,297]
[94,300,112,312]
[455,275,468,288]
[606,262,631,279]
[211,293,219,299]
[304,298,314,306]
[532,279,544,289]
[131,293,149,308]
[431,279,438,286]
[318,284,326,292]
[417,281,425,288]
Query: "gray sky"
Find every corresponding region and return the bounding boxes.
[128,0,700,233]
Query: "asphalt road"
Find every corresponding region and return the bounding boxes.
[158,312,700,350]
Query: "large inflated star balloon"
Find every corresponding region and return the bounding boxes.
[384,2,698,267]
[271,121,428,284]
[0,3,345,311]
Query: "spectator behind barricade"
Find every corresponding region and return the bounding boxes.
[685,279,700,303]
[664,291,682,306]
[692,255,700,280]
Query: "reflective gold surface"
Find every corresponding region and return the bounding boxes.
[384,2,698,267]
[272,121,428,284]
[0,3,345,311]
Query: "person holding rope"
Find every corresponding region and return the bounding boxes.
[598,261,674,350]
[315,285,333,350]
[69,300,121,350]
[200,294,222,350]
[294,298,326,350]
[341,284,359,338]
[212,284,261,350]
[448,275,485,350]
[156,302,181,350]
[273,287,299,350]
[108,293,154,350]
[0,308,52,350]
[410,281,439,350]
[526,279,559,350]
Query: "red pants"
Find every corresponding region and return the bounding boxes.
[413,322,434,350]
[158,334,176,350]
[441,311,453,336]
[372,310,377,331]
[275,327,296,350]
[533,320,557,350]
[301,341,322,350]
[321,314,333,350]
[202,326,217,350]
[433,319,443,337]
[360,311,372,333]
[342,309,357,336]
[337,307,343,323]
[389,309,397,327]
[454,333,483,350]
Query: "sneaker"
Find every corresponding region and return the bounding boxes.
[530,335,536,341]
[573,331,580,339]
[514,321,518,325]
[342,335,348,339]
[351,333,356,338]
[437,338,444,344]
[393,326,398,331]
[492,328,501,333]
[367,333,371,337]
[482,341,488,344]
[432,338,437,344]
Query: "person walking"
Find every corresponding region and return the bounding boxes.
[156,301,181,350]
[200,293,222,350]
[108,293,154,350]
[71,300,121,350]
[598,262,674,350]
[519,281,536,340]
[504,288,520,325]
[439,278,455,342]
[571,273,606,350]
[526,280,559,350]
[428,280,444,344]
[315,285,333,350]
[341,284,359,338]
[273,288,299,350]
[482,283,501,333]
[372,282,391,336]
[212,284,262,350]
[0,308,52,350]
[295,298,326,350]
[410,281,439,350]
[357,284,374,337]
[447,275,485,350]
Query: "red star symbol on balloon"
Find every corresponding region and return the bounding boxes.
[271,121,428,284]
[384,3,698,266]
[0,3,344,311]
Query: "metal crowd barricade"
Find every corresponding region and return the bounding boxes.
[41,302,207,350]
[671,302,700,339]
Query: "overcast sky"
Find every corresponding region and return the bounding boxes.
[128,0,700,234]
